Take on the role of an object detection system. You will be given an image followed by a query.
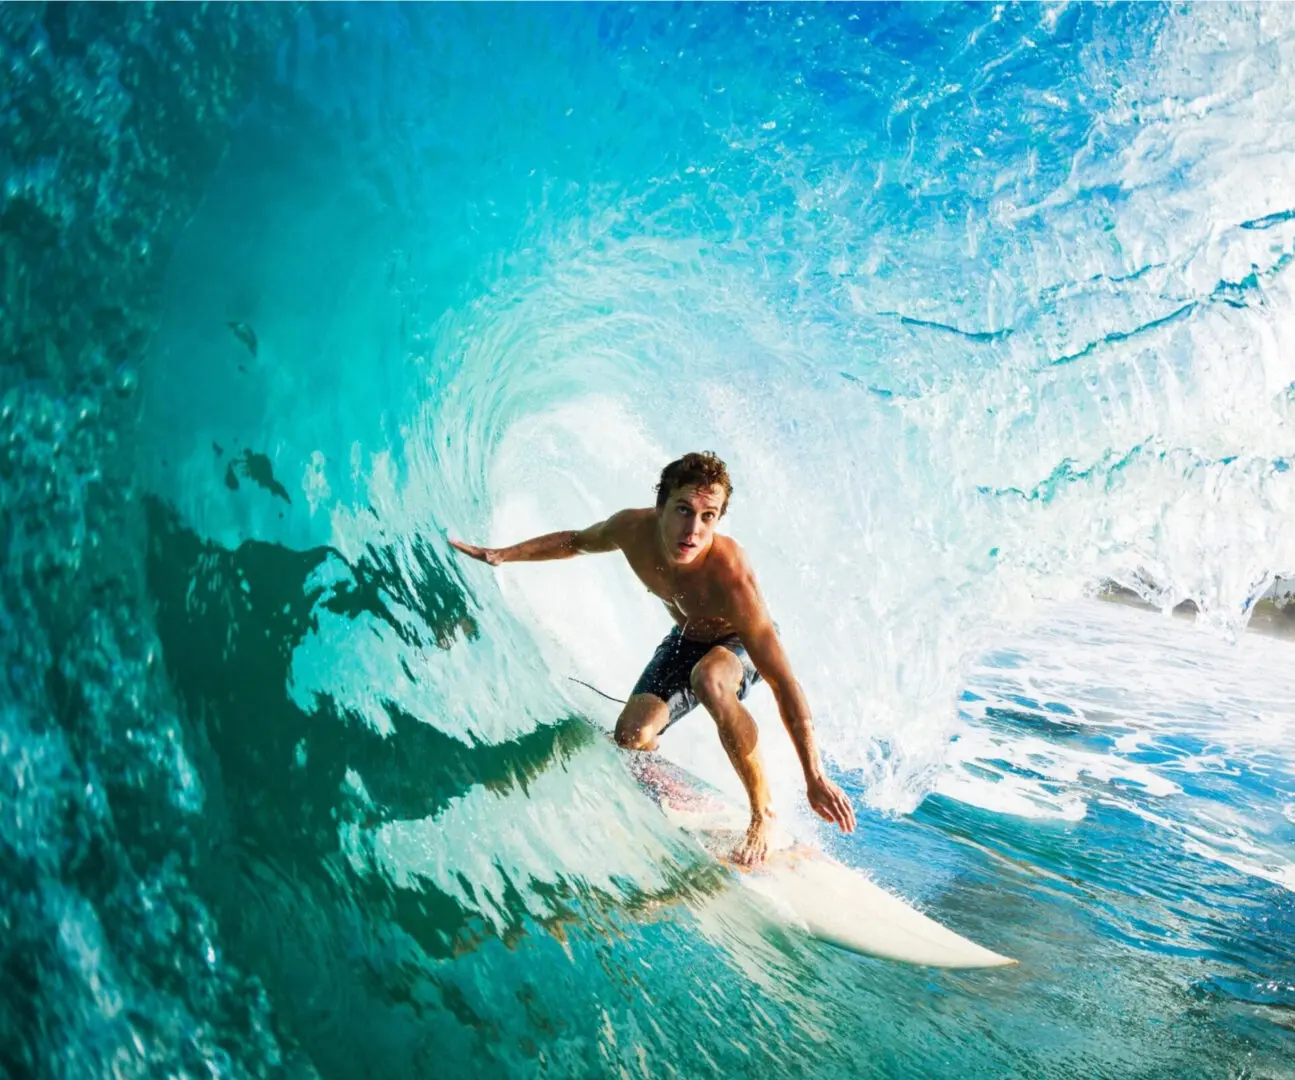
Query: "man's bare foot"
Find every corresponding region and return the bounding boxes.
[731,813,774,868]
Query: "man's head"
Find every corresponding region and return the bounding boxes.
[653,452,733,565]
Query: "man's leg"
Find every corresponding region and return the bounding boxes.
[690,648,775,866]
[614,694,672,751]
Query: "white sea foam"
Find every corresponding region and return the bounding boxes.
[944,600,1295,890]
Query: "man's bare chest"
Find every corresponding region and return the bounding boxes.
[623,549,725,618]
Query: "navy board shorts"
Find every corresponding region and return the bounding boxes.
[630,625,763,731]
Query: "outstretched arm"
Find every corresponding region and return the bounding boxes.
[736,595,857,834]
[449,511,623,566]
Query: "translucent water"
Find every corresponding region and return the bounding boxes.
[6,3,1295,1077]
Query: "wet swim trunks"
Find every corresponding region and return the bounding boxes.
[630,626,763,730]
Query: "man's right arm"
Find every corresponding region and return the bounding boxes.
[449,510,626,566]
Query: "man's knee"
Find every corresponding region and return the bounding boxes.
[615,696,667,750]
[614,722,654,751]
[690,658,739,710]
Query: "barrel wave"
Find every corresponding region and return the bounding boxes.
[3,4,1294,1078]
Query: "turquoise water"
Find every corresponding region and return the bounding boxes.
[5,3,1295,1076]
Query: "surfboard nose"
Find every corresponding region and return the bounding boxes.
[749,854,1019,970]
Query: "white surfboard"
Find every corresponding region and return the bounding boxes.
[627,752,1016,970]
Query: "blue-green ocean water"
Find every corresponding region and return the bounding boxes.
[5,3,1295,1077]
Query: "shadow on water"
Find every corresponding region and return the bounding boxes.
[142,498,734,1077]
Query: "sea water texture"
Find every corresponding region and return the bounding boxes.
[3,3,1295,1078]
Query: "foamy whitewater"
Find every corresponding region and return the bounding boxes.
[4,4,1294,1077]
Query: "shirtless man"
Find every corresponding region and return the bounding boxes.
[449,451,856,866]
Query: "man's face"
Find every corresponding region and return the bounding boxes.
[657,484,726,565]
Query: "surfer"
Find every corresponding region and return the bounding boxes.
[448,451,856,867]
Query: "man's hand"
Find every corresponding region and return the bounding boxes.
[806,772,856,834]
[448,538,505,566]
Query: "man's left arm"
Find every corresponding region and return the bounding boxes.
[737,606,857,834]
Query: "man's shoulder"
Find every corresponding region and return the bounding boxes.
[709,537,768,624]
[608,506,655,527]
[711,534,755,583]
[604,507,655,540]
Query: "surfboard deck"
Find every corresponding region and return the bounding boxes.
[626,751,1016,970]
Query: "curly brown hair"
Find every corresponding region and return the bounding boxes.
[654,452,733,515]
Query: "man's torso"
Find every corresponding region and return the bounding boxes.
[614,509,746,642]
